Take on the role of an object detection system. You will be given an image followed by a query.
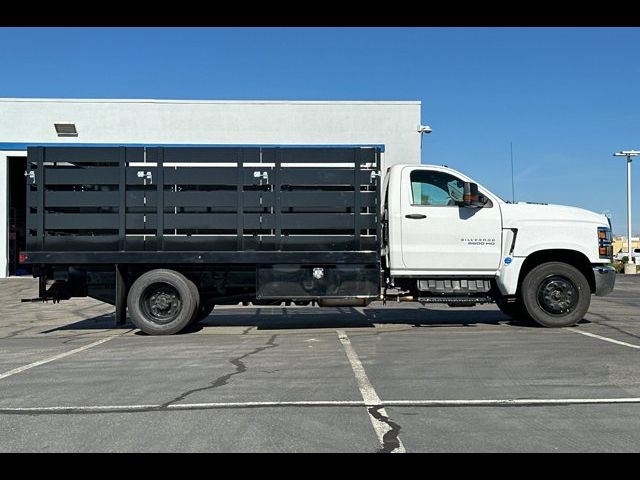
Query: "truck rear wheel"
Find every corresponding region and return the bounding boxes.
[191,303,215,324]
[128,269,198,335]
[185,279,201,325]
[521,262,591,328]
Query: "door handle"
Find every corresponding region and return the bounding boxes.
[405,214,427,219]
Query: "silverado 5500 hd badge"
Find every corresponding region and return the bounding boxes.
[460,238,496,246]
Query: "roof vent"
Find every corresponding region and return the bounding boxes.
[54,122,78,137]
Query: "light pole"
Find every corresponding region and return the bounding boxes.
[613,150,640,274]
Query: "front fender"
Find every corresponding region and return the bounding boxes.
[514,241,594,262]
[496,245,596,296]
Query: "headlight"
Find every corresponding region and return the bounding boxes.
[598,227,613,260]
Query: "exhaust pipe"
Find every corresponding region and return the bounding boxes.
[397,296,414,302]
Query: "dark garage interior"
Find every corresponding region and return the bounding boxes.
[8,157,30,276]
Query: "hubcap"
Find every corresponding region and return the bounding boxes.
[141,283,182,324]
[537,275,578,315]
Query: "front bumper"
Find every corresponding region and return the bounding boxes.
[593,265,616,296]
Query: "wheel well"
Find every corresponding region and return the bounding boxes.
[517,250,595,294]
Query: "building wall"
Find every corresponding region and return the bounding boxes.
[0,99,422,168]
[0,98,423,277]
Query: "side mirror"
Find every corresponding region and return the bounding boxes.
[463,182,487,208]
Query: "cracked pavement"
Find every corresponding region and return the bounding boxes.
[368,406,403,453]
[161,335,279,407]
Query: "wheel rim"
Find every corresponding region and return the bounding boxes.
[140,282,182,325]
[536,275,579,315]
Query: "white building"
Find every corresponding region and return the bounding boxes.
[0,98,424,277]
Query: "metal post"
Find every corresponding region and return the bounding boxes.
[614,150,639,275]
[628,155,633,268]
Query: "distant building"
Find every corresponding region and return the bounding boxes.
[613,236,640,255]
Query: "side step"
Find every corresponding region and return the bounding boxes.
[417,278,492,294]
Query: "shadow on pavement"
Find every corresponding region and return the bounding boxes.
[40,314,134,333]
[185,307,536,332]
[38,306,540,335]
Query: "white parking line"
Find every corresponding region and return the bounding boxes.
[0,336,114,381]
[337,329,406,453]
[566,328,640,350]
[3,397,640,414]
[385,398,640,406]
[0,401,365,413]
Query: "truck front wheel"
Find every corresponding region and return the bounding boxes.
[128,269,199,335]
[496,297,531,322]
[521,262,591,328]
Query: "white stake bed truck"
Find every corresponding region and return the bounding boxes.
[21,145,615,334]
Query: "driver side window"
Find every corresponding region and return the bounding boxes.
[410,170,465,206]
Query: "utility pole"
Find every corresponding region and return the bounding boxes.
[510,142,515,203]
[613,150,639,274]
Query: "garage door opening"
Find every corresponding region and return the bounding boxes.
[8,156,31,276]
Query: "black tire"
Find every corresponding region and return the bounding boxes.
[496,297,532,322]
[521,262,591,328]
[191,303,214,324]
[127,269,198,335]
[185,277,201,324]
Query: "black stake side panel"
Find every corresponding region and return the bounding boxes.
[25,146,381,259]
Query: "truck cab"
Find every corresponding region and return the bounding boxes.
[384,164,615,327]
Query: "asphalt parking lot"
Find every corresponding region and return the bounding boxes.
[1,275,640,452]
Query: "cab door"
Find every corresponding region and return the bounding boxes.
[400,166,502,273]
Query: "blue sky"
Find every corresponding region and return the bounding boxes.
[1,27,639,234]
